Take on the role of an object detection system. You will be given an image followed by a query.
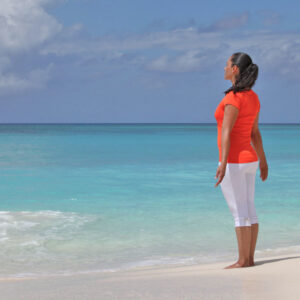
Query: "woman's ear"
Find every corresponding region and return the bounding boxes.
[233,65,239,75]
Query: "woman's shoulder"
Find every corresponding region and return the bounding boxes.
[223,88,258,103]
[248,89,258,97]
[222,91,242,109]
[237,89,260,111]
[234,89,259,99]
[223,90,240,99]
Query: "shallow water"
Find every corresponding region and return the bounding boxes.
[0,124,299,278]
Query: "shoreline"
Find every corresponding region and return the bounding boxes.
[1,243,300,280]
[0,253,299,299]
[1,244,300,279]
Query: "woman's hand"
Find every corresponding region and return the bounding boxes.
[259,160,268,181]
[215,163,226,187]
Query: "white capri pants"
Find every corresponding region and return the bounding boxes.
[219,161,259,227]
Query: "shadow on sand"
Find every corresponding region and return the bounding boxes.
[255,255,300,266]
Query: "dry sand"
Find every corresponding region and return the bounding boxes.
[0,253,300,300]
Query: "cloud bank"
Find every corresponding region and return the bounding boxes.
[0,4,300,95]
[0,0,61,94]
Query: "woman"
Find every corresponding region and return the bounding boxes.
[214,52,268,269]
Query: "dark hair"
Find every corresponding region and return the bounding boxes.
[224,52,259,94]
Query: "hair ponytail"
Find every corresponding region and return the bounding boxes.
[224,53,259,94]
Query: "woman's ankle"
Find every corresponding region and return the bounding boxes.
[249,256,255,265]
[238,259,249,267]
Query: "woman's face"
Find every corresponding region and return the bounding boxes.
[224,56,239,83]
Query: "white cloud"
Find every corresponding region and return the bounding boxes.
[0,63,53,95]
[0,0,61,94]
[41,26,300,76]
[40,28,224,55]
[0,0,62,52]
[146,50,210,72]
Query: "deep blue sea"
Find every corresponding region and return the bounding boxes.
[0,124,299,278]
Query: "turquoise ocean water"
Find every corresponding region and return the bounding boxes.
[0,124,299,278]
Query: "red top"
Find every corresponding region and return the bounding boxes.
[214,89,260,163]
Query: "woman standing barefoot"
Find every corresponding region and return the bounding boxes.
[214,52,268,269]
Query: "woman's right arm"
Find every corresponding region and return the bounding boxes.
[251,112,268,181]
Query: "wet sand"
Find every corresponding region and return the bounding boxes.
[0,253,299,300]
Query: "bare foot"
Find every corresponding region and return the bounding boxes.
[224,261,250,269]
[249,257,255,266]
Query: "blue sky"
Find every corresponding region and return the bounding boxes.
[0,0,300,123]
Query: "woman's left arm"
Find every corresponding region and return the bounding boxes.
[215,104,239,187]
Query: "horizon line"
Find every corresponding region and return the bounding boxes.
[0,122,298,125]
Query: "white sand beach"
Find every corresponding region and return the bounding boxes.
[0,253,299,300]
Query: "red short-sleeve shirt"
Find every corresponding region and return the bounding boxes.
[214,89,260,163]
